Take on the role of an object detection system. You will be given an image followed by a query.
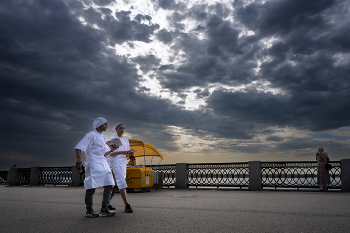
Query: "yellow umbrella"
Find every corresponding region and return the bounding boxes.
[128,139,163,160]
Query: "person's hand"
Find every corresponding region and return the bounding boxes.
[110,145,119,151]
[76,162,83,170]
[127,151,135,159]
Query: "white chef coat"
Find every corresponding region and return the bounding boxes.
[107,135,129,189]
[75,130,115,190]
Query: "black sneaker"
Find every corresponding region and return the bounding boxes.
[85,209,99,218]
[100,208,115,217]
[108,204,116,210]
[124,204,133,213]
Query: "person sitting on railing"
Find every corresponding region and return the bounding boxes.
[75,117,118,218]
[316,147,331,191]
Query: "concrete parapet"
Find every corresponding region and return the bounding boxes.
[6,168,19,186]
[341,159,350,191]
[175,163,188,188]
[29,167,40,186]
[248,161,262,191]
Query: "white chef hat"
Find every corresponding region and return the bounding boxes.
[112,123,124,132]
[93,117,108,130]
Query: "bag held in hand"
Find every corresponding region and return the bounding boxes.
[325,163,333,170]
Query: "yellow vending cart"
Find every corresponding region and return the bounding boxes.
[126,139,163,192]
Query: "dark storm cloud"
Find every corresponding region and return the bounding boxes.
[156,29,174,44]
[169,12,187,22]
[78,8,160,44]
[153,0,177,10]
[194,88,210,98]
[266,136,284,142]
[155,8,259,90]
[1,0,350,169]
[206,83,350,135]
[206,15,241,57]
[0,0,170,169]
[93,0,115,6]
[235,0,335,37]
[158,64,174,71]
[131,55,161,73]
[152,0,350,136]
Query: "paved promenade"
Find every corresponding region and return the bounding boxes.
[1,185,350,233]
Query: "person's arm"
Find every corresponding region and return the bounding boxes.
[75,149,83,170]
[104,149,113,157]
[326,153,330,162]
[108,150,130,156]
[104,139,131,157]
[104,145,120,157]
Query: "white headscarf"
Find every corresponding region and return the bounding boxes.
[92,117,108,130]
[112,122,124,132]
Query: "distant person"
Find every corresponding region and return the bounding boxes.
[107,123,134,213]
[316,147,331,191]
[75,117,117,217]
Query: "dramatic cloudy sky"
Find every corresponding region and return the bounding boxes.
[1,0,350,170]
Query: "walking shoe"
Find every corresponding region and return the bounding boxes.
[124,204,133,213]
[85,209,99,218]
[108,204,116,210]
[100,208,115,217]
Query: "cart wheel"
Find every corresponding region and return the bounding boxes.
[147,188,150,192]
[138,189,142,193]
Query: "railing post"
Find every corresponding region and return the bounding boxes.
[249,161,262,191]
[341,159,350,191]
[6,168,19,186]
[153,171,164,189]
[71,166,81,187]
[29,167,40,186]
[175,163,188,189]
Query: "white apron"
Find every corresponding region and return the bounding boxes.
[107,135,129,189]
[75,131,115,190]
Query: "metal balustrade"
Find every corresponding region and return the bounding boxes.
[39,167,73,186]
[17,168,31,185]
[0,171,7,184]
[187,163,249,188]
[1,160,348,191]
[261,161,341,189]
[151,164,176,186]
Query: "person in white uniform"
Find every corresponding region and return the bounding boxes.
[75,117,117,218]
[107,123,134,213]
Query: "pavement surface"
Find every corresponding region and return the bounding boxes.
[1,185,350,233]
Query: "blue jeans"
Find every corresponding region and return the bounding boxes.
[85,185,113,211]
